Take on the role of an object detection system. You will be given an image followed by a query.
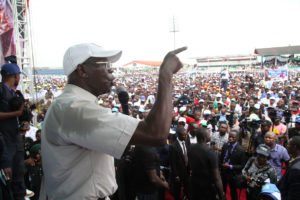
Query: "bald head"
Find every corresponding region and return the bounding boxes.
[264,131,277,148]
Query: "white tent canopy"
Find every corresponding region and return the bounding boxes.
[254,45,300,56]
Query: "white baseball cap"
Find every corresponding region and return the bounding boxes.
[63,43,122,76]
[203,110,211,115]
[178,117,186,123]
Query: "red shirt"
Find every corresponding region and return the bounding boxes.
[186,116,200,126]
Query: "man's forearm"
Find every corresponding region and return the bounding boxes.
[144,72,173,142]
[147,170,169,189]
[130,47,187,146]
[213,168,224,197]
[0,111,20,120]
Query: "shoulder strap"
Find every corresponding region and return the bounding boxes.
[0,83,5,101]
[245,157,255,171]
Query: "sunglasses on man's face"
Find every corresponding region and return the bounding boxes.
[84,61,112,69]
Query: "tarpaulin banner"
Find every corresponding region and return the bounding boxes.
[0,0,16,65]
[264,64,288,82]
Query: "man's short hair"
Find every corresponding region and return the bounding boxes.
[219,121,228,128]
[290,136,300,150]
[189,121,197,129]
[195,127,208,143]
[176,127,186,135]
[261,120,272,127]
[230,130,239,139]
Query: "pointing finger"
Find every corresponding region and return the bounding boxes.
[170,46,188,55]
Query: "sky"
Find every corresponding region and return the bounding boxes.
[30,0,300,68]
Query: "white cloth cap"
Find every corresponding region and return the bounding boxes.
[203,110,211,115]
[254,104,260,109]
[63,43,122,76]
[178,117,186,123]
[216,93,222,98]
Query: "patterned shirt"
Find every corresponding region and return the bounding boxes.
[211,131,228,156]
[269,144,290,180]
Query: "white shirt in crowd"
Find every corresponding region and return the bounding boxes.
[41,84,139,200]
[188,133,197,144]
[221,69,229,80]
[25,126,38,141]
[177,138,188,154]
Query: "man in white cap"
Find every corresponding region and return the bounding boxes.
[41,43,187,200]
[269,96,277,108]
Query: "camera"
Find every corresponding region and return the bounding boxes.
[226,111,235,127]
[251,176,267,187]
[282,109,292,124]
[267,107,277,123]
[9,90,25,111]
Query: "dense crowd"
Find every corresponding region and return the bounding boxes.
[1,61,300,200]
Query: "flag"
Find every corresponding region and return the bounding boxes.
[0,0,16,65]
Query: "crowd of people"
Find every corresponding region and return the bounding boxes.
[1,49,300,200]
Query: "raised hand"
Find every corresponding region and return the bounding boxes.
[160,47,187,75]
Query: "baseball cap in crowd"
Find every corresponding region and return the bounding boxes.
[140,96,146,102]
[178,117,186,123]
[296,116,300,123]
[169,128,176,135]
[1,63,21,75]
[292,100,300,105]
[216,93,222,98]
[270,96,276,100]
[30,144,41,157]
[259,182,281,200]
[63,43,122,76]
[256,144,271,157]
[254,104,260,110]
[200,120,208,127]
[179,106,187,112]
[199,99,204,103]
[112,108,119,113]
[203,110,211,115]
[138,108,145,113]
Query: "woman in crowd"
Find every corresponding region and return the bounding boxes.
[242,144,277,200]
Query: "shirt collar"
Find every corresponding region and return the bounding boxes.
[270,144,278,152]
[230,141,238,147]
[177,137,185,144]
[289,156,300,166]
[189,133,196,139]
[64,84,98,104]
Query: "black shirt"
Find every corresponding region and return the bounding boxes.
[253,132,265,149]
[188,143,218,188]
[133,146,160,194]
[288,127,300,139]
[0,82,21,145]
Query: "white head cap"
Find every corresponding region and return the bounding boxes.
[63,43,122,76]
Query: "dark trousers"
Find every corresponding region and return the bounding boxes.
[221,79,228,92]
[136,192,158,200]
[246,187,260,200]
[190,185,217,200]
[171,178,189,200]
[6,144,25,200]
[221,172,238,200]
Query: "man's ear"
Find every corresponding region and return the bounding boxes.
[77,64,88,78]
